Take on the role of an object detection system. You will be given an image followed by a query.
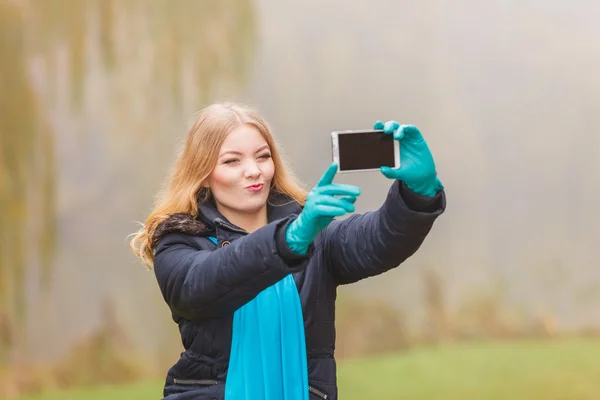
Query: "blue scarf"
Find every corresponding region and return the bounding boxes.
[207,236,308,400]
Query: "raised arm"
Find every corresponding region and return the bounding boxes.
[323,121,446,285]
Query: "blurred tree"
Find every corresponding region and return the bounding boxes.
[0,0,56,367]
[0,0,256,370]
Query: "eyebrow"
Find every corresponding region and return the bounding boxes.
[219,144,270,157]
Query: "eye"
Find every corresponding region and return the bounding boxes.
[258,153,272,160]
[223,158,239,165]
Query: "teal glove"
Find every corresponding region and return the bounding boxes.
[286,163,360,254]
[374,121,443,197]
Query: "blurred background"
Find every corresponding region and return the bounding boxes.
[1,0,599,399]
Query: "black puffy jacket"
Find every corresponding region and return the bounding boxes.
[153,180,446,399]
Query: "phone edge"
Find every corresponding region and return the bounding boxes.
[330,131,340,172]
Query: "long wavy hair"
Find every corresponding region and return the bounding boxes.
[129,102,307,269]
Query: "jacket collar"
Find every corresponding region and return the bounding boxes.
[198,191,302,234]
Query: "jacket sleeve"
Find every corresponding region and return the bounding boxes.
[321,180,446,285]
[153,216,311,321]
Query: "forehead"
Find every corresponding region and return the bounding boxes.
[219,124,268,153]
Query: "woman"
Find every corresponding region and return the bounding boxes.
[130,102,445,400]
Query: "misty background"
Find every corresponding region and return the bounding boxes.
[1,0,599,397]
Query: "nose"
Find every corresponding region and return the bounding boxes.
[243,160,261,179]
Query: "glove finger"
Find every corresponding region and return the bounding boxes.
[374,121,384,130]
[399,125,423,142]
[393,126,406,141]
[383,120,400,135]
[313,204,349,217]
[315,183,361,197]
[338,195,357,204]
[314,194,356,213]
[316,162,339,187]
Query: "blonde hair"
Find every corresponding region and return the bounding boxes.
[129,102,307,269]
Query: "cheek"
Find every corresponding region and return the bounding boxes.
[261,160,275,181]
[209,166,238,189]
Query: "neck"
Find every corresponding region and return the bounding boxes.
[217,204,268,233]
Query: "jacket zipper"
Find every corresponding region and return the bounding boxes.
[175,378,325,398]
[215,219,248,235]
[205,219,321,396]
[309,385,329,399]
[173,378,222,385]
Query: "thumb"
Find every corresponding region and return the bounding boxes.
[380,166,402,180]
[317,162,338,187]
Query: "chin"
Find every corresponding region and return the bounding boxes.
[239,195,268,213]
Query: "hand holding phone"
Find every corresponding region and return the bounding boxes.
[374,121,443,197]
[330,121,443,196]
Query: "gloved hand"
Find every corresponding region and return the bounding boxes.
[374,120,444,197]
[285,163,360,254]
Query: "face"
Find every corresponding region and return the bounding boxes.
[205,124,275,217]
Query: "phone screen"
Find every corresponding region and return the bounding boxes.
[337,131,396,171]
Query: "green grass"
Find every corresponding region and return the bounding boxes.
[337,337,600,400]
[21,338,600,400]
[18,380,165,400]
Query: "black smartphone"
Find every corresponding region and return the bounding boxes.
[330,129,400,173]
